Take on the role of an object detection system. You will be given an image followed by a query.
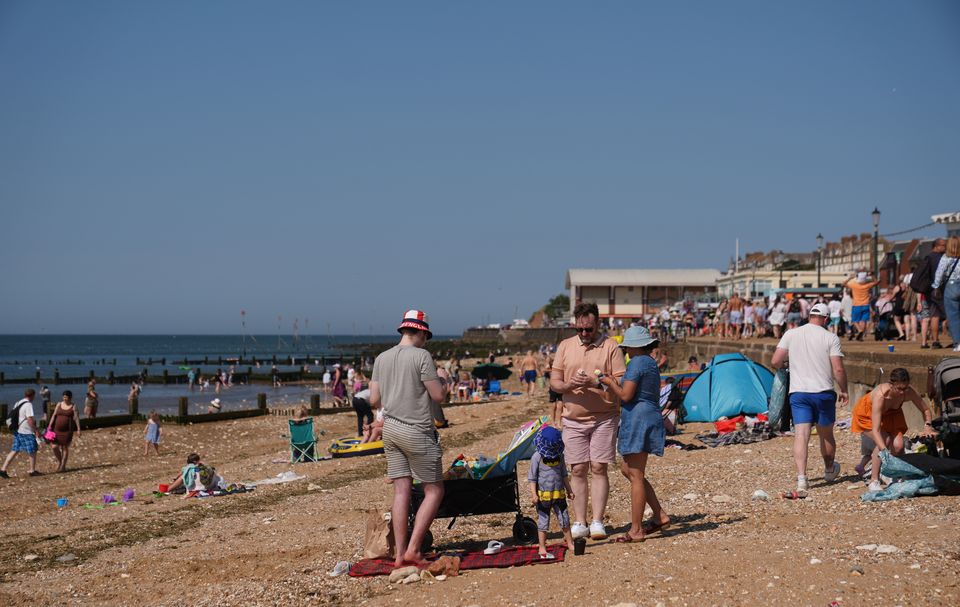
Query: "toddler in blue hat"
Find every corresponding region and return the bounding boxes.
[527,425,575,558]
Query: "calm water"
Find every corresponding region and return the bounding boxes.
[0,334,448,413]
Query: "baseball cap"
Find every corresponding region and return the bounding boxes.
[397,309,432,340]
[809,303,829,317]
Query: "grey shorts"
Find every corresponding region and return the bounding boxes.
[536,499,570,532]
[860,433,877,457]
[382,417,443,483]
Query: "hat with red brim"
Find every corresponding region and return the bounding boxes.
[397,309,432,340]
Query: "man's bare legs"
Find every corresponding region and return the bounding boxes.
[793,422,836,477]
[390,476,443,567]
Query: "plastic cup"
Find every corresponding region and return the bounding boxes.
[888,345,895,353]
[573,538,586,555]
[158,484,170,493]
[56,498,68,509]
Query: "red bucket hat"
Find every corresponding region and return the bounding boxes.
[397,309,432,340]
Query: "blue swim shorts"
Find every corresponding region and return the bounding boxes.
[12,433,38,454]
[523,370,537,383]
[852,305,871,323]
[789,391,837,426]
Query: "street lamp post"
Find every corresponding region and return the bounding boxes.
[872,207,881,295]
[816,233,824,289]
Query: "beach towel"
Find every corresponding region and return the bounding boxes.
[188,484,254,499]
[348,544,566,577]
[695,427,776,448]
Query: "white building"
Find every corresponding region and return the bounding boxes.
[565,269,721,319]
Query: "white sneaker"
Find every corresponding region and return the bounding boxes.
[571,522,589,539]
[824,461,841,483]
[868,480,883,492]
[589,520,607,540]
[797,476,808,492]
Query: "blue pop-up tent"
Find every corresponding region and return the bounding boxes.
[682,353,774,422]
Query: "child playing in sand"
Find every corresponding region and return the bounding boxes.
[527,425,575,559]
[143,410,162,455]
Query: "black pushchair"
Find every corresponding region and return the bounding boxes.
[928,358,960,460]
[410,471,538,551]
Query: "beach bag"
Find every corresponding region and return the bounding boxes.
[43,429,57,442]
[363,511,395,559]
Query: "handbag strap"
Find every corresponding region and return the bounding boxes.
[948,258,960,285]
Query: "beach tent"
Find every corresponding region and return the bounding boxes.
[682,353,774,422]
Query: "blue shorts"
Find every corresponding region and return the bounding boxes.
[523,370,537,383]
[12,433,38,454]
[852,305,870,323]
[829,317,840,327]
[790,391,837,426]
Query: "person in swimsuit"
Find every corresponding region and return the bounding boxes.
[520,350,539,397]
[851,368,937,492]
[84,380,99,418]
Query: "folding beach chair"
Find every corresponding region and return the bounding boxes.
[289,418,319,463]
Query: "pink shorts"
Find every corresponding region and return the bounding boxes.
[561,416,619,465]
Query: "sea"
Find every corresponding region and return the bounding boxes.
[0,334,450,415]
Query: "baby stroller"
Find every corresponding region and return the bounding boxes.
[928,358,960,460]
[409,417,545,551]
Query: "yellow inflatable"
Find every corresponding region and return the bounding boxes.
[328,437,384,458]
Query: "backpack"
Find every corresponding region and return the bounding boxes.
[910,256,935,294]
[789,299,801,313]
[6,399,28,431]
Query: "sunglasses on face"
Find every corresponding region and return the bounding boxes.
[575,327,595,333]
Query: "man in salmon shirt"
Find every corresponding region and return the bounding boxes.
[550,302,626,540]
[845,270,879,341]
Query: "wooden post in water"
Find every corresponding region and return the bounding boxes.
[161,358,166,366]
[89,370,95,381]
[108,371,115,385]
[129,396,138,417]
[35,370,41,384]
[257,393,267,412]
[178,397,189,419]
[310,394,321,415]
[53,370,59,385]
[162,369,169,385]
[0,372,4,386]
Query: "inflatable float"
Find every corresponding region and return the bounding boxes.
[327,437,384,458]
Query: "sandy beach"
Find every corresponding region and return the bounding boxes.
[1,375,958,607]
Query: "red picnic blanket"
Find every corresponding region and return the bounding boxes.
[349,544,567,577]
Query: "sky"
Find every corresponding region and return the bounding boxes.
[1,1,958,335]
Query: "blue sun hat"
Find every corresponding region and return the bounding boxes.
[534,426,564,460]
[620,325,659,348]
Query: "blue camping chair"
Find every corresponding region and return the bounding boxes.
[289,418,318,463]
[488,380,503,398]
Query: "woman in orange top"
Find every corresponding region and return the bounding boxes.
[851,368,936,492]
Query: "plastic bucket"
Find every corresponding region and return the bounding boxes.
[158,484,170,493]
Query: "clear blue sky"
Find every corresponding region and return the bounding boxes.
[2,1,958,335]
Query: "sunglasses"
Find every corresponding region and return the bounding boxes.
[574,327,595,333]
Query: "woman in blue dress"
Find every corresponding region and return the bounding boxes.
[599,325,671,543]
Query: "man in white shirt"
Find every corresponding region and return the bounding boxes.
[772,303,849,492]
[1,388,42,478]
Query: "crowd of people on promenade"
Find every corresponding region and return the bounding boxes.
[625,237,960,352]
